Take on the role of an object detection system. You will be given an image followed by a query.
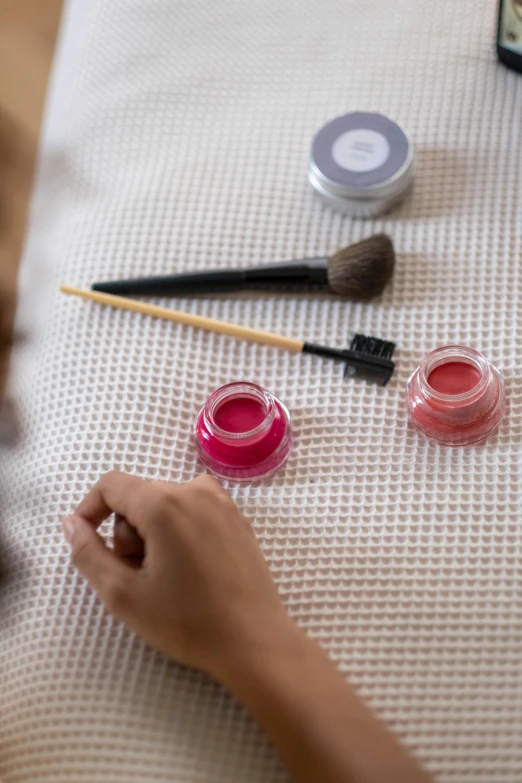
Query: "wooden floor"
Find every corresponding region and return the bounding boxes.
[0,0,63,396]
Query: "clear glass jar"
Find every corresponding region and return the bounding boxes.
[194,382,292,482]
[406,345,505,446]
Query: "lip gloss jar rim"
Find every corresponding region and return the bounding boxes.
[417,345,490,405]
[203,381,275,445]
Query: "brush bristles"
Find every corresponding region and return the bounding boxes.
[326,234,395,300]
[350,333,396,360]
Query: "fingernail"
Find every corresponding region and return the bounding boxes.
[62,515,77,544]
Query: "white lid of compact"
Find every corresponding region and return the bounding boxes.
[308,112,415,218]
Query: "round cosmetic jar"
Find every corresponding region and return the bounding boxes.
[308,111,415,218]
[406,345,505,446]
[194,382,292,481]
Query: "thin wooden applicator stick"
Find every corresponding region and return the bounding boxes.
[60,286,303,353]
[60,285,397,385]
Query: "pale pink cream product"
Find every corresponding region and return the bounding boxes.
[406,345,505,446]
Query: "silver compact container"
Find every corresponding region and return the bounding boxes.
[308,112,415,218]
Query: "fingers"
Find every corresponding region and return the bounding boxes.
[63,514,137,618]
[74,471,148,530]
[113,514,145,565]
[74,473,225,537]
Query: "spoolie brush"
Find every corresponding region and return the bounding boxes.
[91,234,395,301]
[60,286,397,386]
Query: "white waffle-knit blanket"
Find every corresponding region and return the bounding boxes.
[1,1,522,781]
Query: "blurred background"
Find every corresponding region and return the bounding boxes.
[0,0,62,398]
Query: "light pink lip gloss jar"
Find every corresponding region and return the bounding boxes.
[406,345,505,446]
[194,382,292,482]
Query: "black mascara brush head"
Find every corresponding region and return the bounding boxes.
[343,333,396,385]
[302,333,396,386]
[326,233,395,300]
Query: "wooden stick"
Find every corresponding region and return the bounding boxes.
[60,286,304,353]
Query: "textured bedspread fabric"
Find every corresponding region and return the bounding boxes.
[1,0,522,780]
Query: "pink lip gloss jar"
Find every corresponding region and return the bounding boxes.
[406,345,505,446]
[194,382,292,481]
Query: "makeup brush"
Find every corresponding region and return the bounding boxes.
[91,234,395,301]
[60,286,396,385]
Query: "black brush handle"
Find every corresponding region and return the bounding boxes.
[92,259,328,296]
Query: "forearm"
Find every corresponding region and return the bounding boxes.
[219,618,433,783]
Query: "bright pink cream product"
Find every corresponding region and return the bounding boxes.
[406,346,505,446]
[194,382,292,481]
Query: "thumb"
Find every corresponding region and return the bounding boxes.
[62,514,137,619]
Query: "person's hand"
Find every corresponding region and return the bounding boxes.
[62,472,434,783]
[62,472,291,679]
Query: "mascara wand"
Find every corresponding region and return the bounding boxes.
[60,286,396,386]
[91,234,395,301]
